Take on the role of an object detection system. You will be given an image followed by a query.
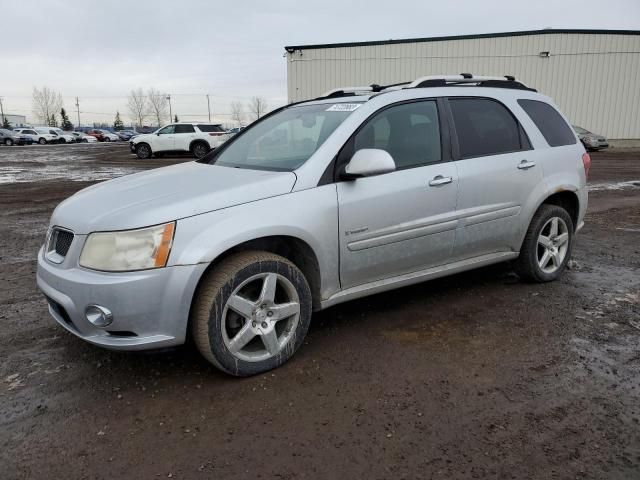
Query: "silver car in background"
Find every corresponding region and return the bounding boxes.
[37,74,589,376]
[573,125,609,151]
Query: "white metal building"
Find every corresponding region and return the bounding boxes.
[1,114,27,128]
[285,29,640,142]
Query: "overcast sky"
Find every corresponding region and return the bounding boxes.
[2,0,639,126]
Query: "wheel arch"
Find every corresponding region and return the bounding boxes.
[190,235,322,312]
[517,189,580,251]
[189,139,210,152]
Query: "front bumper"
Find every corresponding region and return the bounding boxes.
[36,246,207,350]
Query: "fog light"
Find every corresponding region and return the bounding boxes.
[85,305,113,327]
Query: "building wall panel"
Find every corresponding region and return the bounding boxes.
[286,32,640,138]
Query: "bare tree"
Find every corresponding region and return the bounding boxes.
[127,88,149,128]
[32,87,63,125]
[248,96,267,121]
[147,88,168,127]
[230,101,244,127]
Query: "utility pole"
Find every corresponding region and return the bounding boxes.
[166,94,172,123]
[0,97,5,126]
[206,94,211,122]
[75,97,81,128]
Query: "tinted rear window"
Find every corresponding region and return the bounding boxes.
[518,99,576,147]
[174,124,195,134]
[197,124,224,133]
[450,98,524,158]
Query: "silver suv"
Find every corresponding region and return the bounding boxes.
[37,75,589,376]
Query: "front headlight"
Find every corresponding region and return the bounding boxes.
[79,222,175,272]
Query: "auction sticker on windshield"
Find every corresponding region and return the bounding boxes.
[326,103,361,112]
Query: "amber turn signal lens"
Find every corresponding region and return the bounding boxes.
[154,222,175,267]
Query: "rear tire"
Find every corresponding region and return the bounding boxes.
[38,138,46,145]
[192,251,312,376]
[4,139,13,146]
[191,141,210,159]
[135,143,152,159]
[514,204,574,282]
[104,137,111,142]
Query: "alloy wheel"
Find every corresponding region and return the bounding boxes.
[221,272,301,362]
[537,217,569,273]
[193,143,208,158]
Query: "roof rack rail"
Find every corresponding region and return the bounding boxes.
[319,74,535,100]
[409,74,536,91]
[321,86,374,98]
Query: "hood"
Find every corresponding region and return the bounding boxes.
[132,133,155,142]
[51,162,297,234]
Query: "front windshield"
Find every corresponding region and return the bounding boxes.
[573,125,589,134]
[208,102,361,171]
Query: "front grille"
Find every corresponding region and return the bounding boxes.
[53,229,74,256]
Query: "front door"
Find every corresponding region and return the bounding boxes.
[155,124,176,152]
[337,100,459,289]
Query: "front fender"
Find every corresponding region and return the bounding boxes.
[169,185,341,301]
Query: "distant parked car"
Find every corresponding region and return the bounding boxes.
[130,122,228,159]
[116,130,137,141]
[14,128,57,145]
[87,129,119,142]
[0,128,33,146]
[49,128,76,144]
[573,125,609,151]
[226,126,245,136]
[70,132,98,143]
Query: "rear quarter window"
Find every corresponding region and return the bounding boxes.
[197,124,224,133]
[517,99,576,147]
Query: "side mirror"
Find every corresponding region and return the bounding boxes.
[342,149,396,180]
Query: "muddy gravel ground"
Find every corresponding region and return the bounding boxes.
[1,143,639,479]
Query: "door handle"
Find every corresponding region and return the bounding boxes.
[517,160,536,170]
[429,175,453,186]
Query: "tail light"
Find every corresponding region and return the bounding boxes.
[208,132,224,136]
[582,152,591,178]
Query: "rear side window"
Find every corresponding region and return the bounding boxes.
[518,99,576,147]
[449,98,524,158]
[197,124,224,133]
[174,124,195,134]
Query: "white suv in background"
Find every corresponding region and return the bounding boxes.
[130,123,229,159]
[14,128,58,145]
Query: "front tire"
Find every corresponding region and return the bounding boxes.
[192,251,312,376]
[135,143,152,159]
[514,204,574,282]
[4,139,13,146]
[38,138,46,145]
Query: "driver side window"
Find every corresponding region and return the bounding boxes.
[158,125,175,135]
[354,100,442,170]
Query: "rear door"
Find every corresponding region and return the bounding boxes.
[447,97,543,260]
[337,99,459,288]
[173,124,196,151]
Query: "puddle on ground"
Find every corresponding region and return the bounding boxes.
[588,180,640,192]
[0,146,142,184]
